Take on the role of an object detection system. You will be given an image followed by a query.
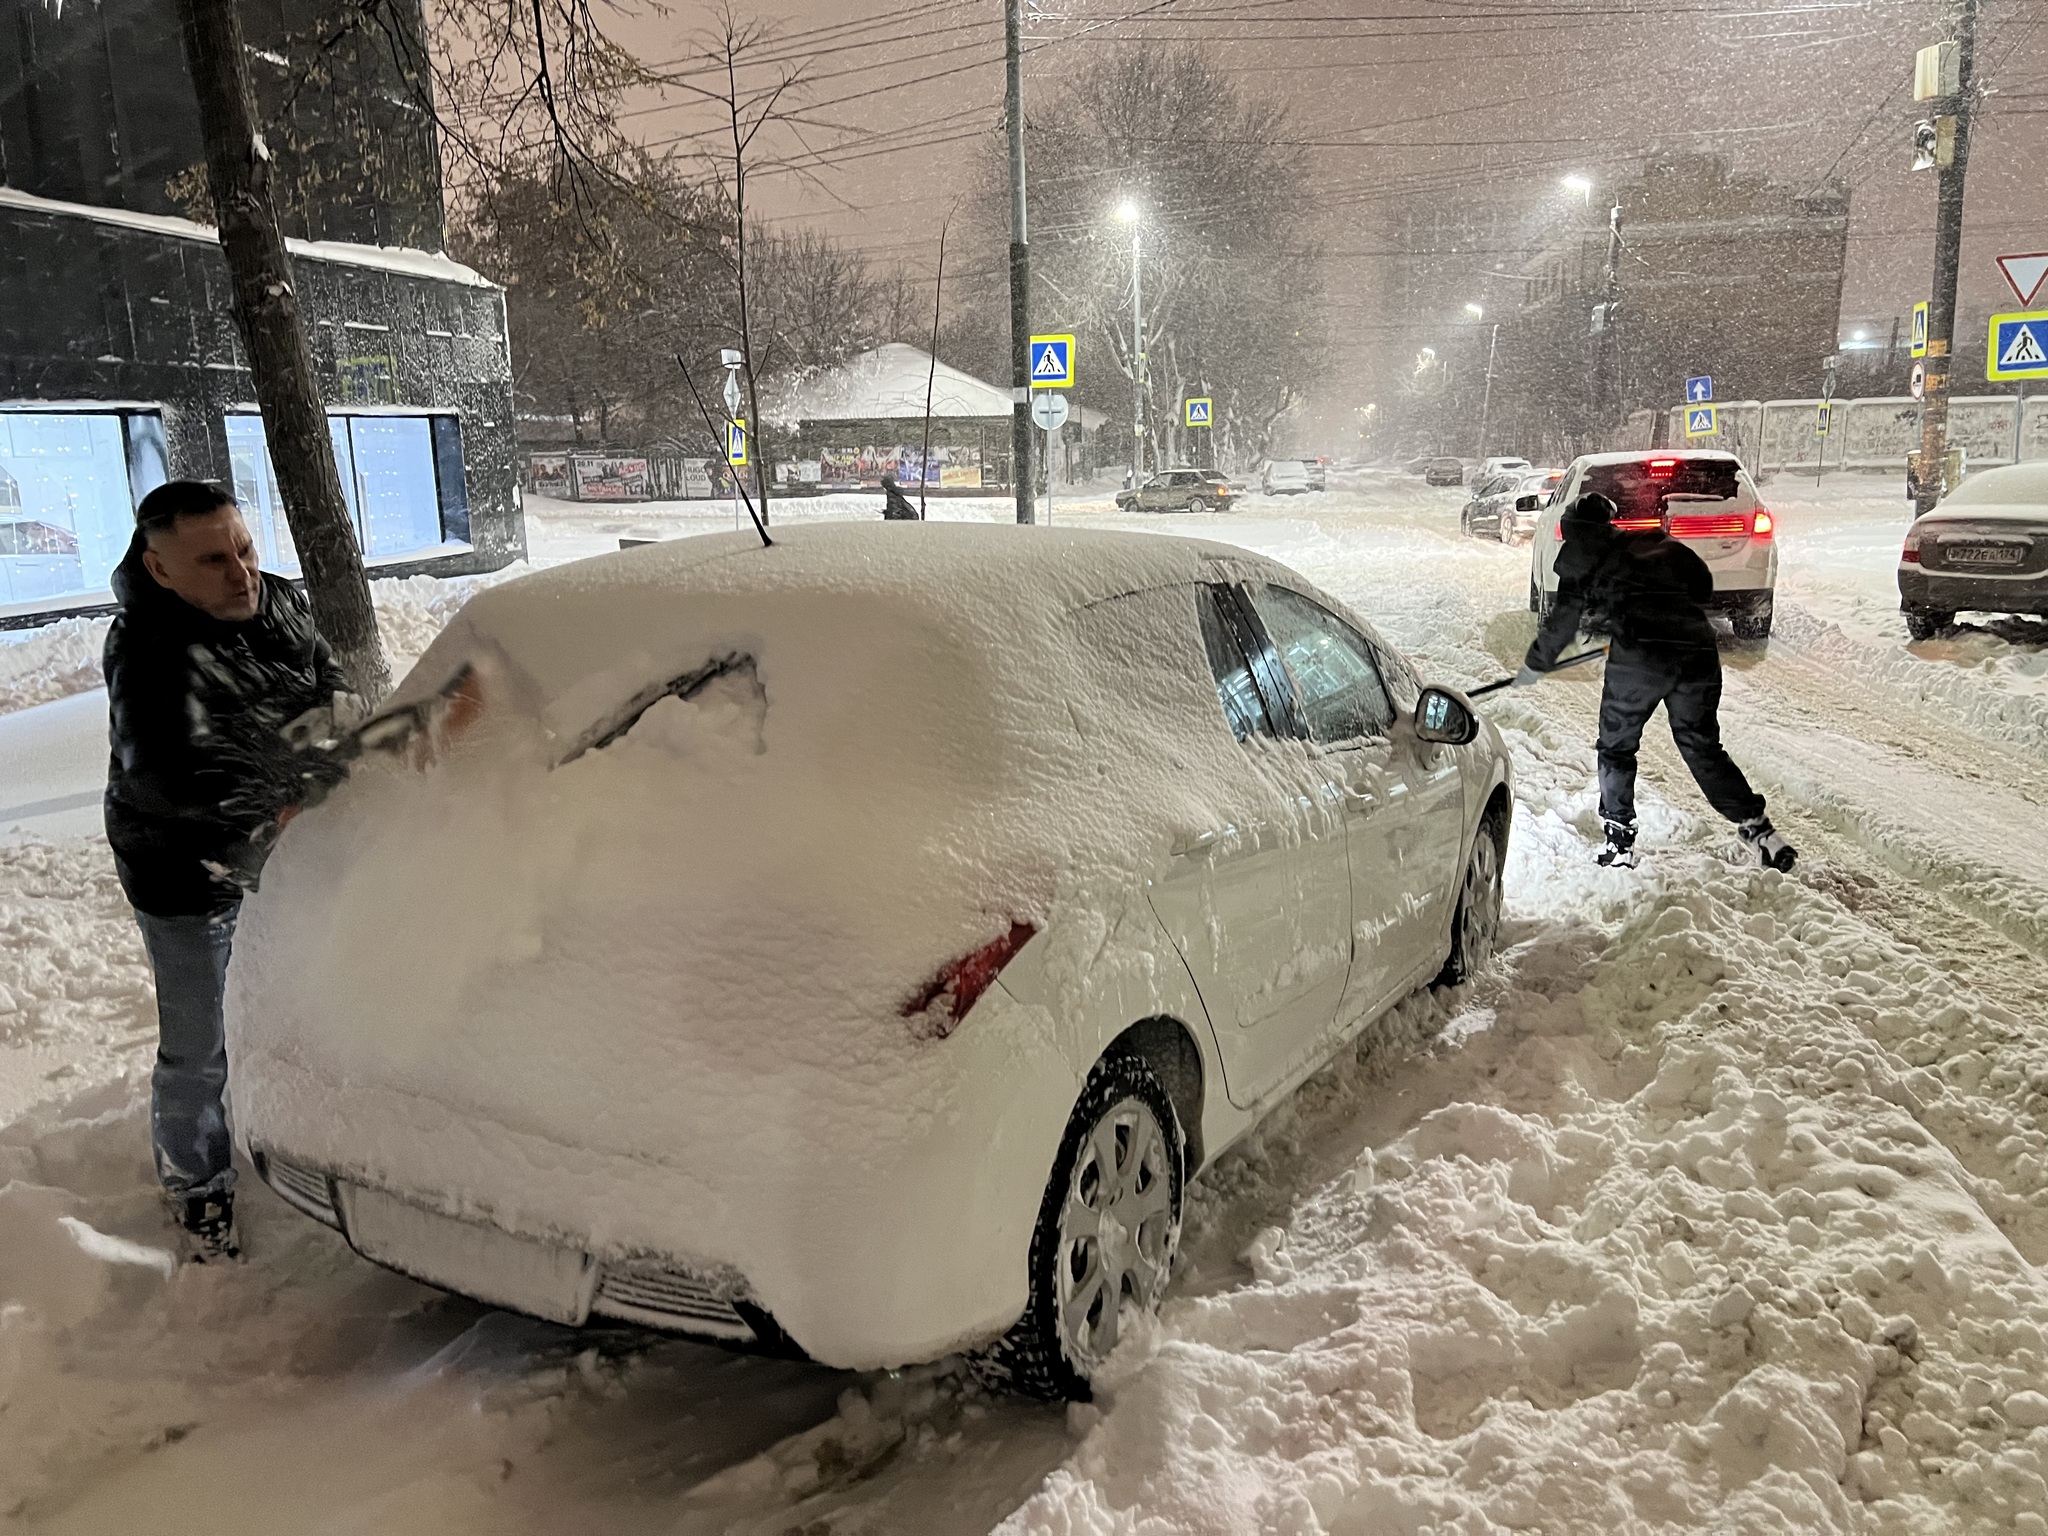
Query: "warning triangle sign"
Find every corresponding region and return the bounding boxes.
[1033,345,1065,378]
[2000,322,2048,369]
[1997,253,2048,308]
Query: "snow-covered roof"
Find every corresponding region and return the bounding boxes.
[0,186,498,290]
[771,344,1015,424]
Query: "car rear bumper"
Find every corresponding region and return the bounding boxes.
[1898,568,2048,614]
[235,986,1079,1370]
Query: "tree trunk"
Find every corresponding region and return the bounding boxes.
[175,0,391,700]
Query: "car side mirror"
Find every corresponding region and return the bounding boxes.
[1515,494,1540,512]
[1413,685,1479,746]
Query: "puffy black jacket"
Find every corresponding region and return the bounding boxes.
[1527,520,1719,671]
[103,533,350,915]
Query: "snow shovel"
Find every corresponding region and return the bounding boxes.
[1466,647,1608,698]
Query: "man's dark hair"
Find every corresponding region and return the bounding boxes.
[136,480,236,540]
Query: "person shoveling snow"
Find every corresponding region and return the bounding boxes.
[1514,491,1795,871]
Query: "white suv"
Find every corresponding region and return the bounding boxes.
[1527,450,1778,638]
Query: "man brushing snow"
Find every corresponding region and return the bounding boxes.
[104,481,352,1260]
[1515,492,1796,872]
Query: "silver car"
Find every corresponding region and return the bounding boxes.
[1900,463,2048,640]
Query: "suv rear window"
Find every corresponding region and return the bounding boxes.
[1583,459,1742,522]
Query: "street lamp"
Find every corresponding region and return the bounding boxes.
[1464,303,1485,319]
[1562,174,1593,203]
[1115,200,1145,485]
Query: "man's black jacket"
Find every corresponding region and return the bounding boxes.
[1527,518,1720,672]
[103,534,349,916]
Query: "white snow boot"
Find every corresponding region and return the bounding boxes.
[1739,816,1797,872]
[1597,820,1639,869]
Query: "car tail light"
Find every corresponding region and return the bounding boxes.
[901,921,1038,1038]
[1901,529,1923,564]
[1666,513,1749,539]
[1752,508,1775,538]
[1613,515,1663,531]
[1646,457,1679,479]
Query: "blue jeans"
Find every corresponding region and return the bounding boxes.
[136,904,241,1199]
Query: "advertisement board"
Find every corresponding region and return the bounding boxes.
[528,454,571,498]
[817,445,982,488]
[571,454,650,501]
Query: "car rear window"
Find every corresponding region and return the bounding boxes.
[1584,459,1743,521]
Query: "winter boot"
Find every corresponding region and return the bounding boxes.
[1739,816,1797,872]
[1596,820,1639,869]
[179,1190,241,1263]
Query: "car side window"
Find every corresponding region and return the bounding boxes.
[1248,586,1395,744]
[1196,586,1276,741]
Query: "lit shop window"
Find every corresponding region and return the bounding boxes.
[0,410,166,608]
[226,412,469,570]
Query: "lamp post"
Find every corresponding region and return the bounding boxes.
[1116,199,1144,487]
[1466,303,1500,459]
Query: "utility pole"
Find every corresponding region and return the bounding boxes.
[1475,322,1499,458]
[1005,0,1033,524]
[1915,0,1982,518]
[175,0,389,699]
[1130,222,1146,485]
[1591,199,1624,437]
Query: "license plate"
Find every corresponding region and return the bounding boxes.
[1943,544,2025,567]
[341,1185,596,1323]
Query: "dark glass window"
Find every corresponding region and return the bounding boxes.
[1196,585,1275,741]
[1250,586,1395,744]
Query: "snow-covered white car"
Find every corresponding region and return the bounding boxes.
[1260,459,1312,495]
[230,523,1512,1400]
[1528,450,1779,638]
[1478,456,1531,482]
[1899,462,2048,640]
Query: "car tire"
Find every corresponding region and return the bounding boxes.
[1460,511,1472,537]
[1434,807,1507,989]
[977,1051,1184,1401]
[1904,606,1953,642]
[1187,497,1208,514]
[1730,592,1774,640]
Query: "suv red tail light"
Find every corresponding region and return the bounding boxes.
[1901,529,1923,564]
[901,921,1038,1038]
[1646,457,1679,479]
[1752,509,1774,538]
[1612,515,1664,531]
[1665,512,1749,538]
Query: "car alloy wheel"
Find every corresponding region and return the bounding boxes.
[1055,1093,1176,1373]
[1187,497,1207,514]
[1434,811,1505,987]
[977,1051,1183,1399]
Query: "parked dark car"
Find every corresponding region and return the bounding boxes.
[1900,463,2048,640]
[1425,457,1465,487]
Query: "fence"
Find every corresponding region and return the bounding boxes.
[1661,395,2048,474]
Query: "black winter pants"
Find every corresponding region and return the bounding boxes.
[1597,641,1766,828]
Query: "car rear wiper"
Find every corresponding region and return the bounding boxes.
[555,653,757,767]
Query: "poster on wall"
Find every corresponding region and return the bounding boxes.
[817,445,982,488]
[571,454,650,501]
[683,458,716,498]
[529,454,571,498]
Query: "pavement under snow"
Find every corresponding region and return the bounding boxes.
[4,473,2048,1534]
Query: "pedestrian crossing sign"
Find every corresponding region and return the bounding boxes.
[1987,310,2048,381]
[1815,402,1833,436]
[1028,334,1074,387]
[1910,301,1929,358]
[1185,396,1213,428]
[1684,404,1718,438]
[726,419,748,466]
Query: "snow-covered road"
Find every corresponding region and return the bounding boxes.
[5,475,2048,1533]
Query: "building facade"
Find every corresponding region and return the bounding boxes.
[0,0,518,624]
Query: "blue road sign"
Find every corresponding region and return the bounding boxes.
[1028,334,1074,387]
[1685,375,1714,403]
[1987,311,2048,381]
[1684,404,1719,438]
[1185,396,1213,427]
